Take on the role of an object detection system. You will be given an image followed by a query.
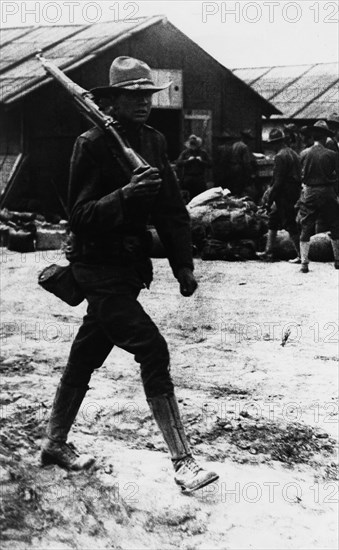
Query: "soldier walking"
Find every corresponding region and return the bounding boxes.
[41,56,218,493]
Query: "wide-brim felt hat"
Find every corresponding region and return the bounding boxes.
[267,128,285,143]
[184,134,202,148]
[91,56,172,98]
[305,120,334,137]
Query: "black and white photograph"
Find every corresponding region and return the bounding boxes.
[0,1,338,548]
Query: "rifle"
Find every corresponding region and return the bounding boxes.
[36,53,149,171]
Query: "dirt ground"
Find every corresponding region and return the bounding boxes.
[0,248,338,550]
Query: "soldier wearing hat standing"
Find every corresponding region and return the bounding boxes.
[230,129,257,197]
[284,123,302,154]
[41,56,218,493]
[176,135,211,201]
[298,120,339,273]
[258,128,302,261]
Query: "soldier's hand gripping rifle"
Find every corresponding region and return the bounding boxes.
[36,53,149,172]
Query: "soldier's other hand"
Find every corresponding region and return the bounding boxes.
[122,167,161,200]
[177,267,198,297]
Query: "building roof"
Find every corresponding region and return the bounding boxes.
[0,16,164,104]
[232,63,339,119]
[0,17,279,116]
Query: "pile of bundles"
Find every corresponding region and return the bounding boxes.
[273,230,334,262]
[187,187,268,261]
[0,209,67,252]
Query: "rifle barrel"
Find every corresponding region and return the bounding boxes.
[36,53,148,171]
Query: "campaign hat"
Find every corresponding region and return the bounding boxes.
[184,134,202,148]
[267,128,285,143]
[91,56,171,98]
[306,120,334,137]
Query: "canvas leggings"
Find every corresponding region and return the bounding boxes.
[60,263,174,398]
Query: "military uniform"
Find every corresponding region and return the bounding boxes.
[268,146,301,235]
[230,139,256,196]
[176,144,211,200]
[64,124,193,395]
[299,142,339,242]
[298,120,339,272]
[258,129,302,262]
[41,56,218,493]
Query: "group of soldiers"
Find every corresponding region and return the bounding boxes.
[258,116,339,273]
[175,129,257,201]
[175,116,339,273]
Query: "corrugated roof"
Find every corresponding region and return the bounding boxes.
[0,26,35,47]
[0,16,164,104]
[0,18,279,115]
[298,86,339,118]
[232,63,338,118]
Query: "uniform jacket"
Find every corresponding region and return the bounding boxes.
[231,141,256,175]
[301,142,339,187]
[67,124,194,282]
[269,146,301,203]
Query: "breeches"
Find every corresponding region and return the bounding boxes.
[298,186,339,241]
[268,197,299,235]
[61,263,173,398]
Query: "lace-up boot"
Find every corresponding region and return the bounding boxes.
[147,393,218,493]
[173,456,219,493]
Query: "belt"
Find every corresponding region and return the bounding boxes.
[66,231,151,262]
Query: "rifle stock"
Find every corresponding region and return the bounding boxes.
[36,53,149,171]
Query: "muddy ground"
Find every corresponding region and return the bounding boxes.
[0,248,338,549]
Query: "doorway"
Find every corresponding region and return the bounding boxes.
[147,109,182,162]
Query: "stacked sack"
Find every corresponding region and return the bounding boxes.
[0,208,67,252]
[187,187,268,261]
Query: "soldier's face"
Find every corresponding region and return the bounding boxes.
[112,91,153,124]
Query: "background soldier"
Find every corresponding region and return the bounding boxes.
[298,120,339,273]
[41,56,218,494]
[258,128,302,262]
[176,134,212,201]
[214,129,236,191]
[230,129,257,197]
[283,123,302,153]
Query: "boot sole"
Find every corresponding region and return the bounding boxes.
[176,473,219,494]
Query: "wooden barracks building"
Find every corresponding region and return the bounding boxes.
[0,16,279,216]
